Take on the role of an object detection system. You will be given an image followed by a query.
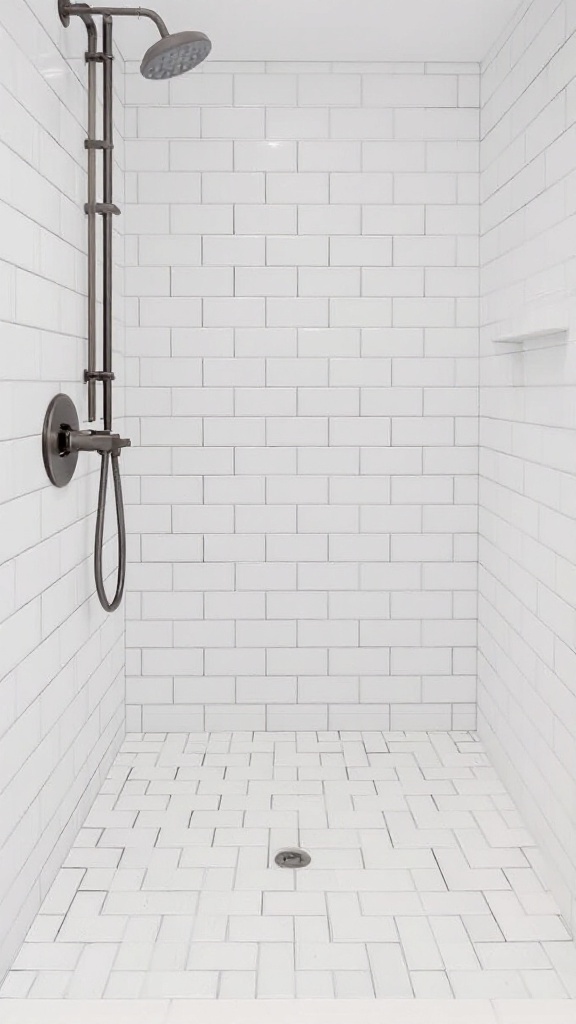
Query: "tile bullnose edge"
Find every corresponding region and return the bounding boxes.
[5,998,576,1024]
[166,998,497,1023]
[0,1000,497,1024]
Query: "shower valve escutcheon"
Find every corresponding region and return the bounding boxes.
[42,394,131,489]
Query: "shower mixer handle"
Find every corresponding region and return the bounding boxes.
[66,429,131,456]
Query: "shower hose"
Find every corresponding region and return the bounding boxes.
[94,450,126,613]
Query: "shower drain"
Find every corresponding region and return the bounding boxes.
[275,847,311,869]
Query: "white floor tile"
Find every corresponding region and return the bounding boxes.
[411,971,453,998]
[67,945,118,998]
[141,972,219,998]
[28,973,73,999]
[296,942,369,971]
[543,943,576,997]
[521,971,569,998]
[257,944,295,998]
[476,943,550,971]
[450,971,528,998]
[13,944,83,972]
[430,916,480,970]
[367,943,414,998]
[186,943,258,971]
[218,972,257,998]
[397,917,444,970]
[228,917,293,942]
[333,971,376,998]
[295,971,335,998]
[2,730,574,1005]
[104,972,145,998]
[0,972,36,998]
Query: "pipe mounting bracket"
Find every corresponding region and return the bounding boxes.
[84,202,121,215]
[84,369,115,382]
[84,139,114,150]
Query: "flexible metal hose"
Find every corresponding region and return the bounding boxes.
[94,450,126,612]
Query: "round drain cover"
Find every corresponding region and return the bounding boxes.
[275,848,311,869]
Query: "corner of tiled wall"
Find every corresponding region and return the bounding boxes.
[479,0,576,936]
[0,0,126,981]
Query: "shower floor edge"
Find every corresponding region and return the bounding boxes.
[2,997,576,1023]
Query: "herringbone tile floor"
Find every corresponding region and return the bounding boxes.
[2,731,576,1000]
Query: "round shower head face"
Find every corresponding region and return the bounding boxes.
[140,30,212,79]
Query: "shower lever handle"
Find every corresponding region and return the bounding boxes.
[65,429,131,456]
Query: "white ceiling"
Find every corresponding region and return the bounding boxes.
[117,0,523,64]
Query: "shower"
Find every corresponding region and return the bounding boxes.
[43,3,212,612]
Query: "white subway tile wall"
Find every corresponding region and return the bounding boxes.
[0,0,126,980]
[479,0,576,936]
[123,61,480,734]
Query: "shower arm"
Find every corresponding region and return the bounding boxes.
[59,2,169,36]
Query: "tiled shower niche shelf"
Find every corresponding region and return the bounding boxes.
[493,328,569,344]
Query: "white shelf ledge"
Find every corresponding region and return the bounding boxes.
[493,327,569,344]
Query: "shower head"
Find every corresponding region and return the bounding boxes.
[140,30,212,79]
[58,4,212,76]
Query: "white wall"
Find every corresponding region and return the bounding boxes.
[123,59,480,733]
[479,0,576,933]
[115,0,523,64]
[0,0,126,980]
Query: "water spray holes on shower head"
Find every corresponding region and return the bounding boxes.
[275,848,311,869]
[140,30,212,79]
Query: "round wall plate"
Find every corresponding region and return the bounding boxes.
[43,393,79,488]
[58,0,70,27]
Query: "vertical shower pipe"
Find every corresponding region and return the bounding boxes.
[102,13,114,432]
[93,12,127,612]
[85,14,98,421]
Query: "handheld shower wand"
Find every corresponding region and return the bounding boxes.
[43,3,212,612]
